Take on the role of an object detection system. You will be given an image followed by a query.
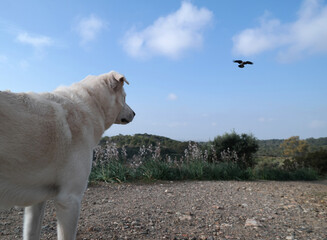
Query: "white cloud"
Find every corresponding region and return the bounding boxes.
[309,120,326,129]
[258,117,265,123]
[167,93,178,101]
[258,117,274,123]
[123,1,213,59]
[232,0,327,61]
[75,14,106,45]
[16,32,53,48]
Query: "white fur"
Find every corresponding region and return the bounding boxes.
[0,71,134,240]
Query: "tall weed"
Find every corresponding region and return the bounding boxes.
[90,140,319,182]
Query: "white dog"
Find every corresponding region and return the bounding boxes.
[0,71,135,240]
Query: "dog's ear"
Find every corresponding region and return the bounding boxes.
[103,71,129,91]
[112,72,129,87]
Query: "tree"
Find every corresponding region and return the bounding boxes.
[280,136,309,159]
[212,131,259,168]
[295,148,327,174]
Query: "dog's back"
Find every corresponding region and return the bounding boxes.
[0,91,71,208]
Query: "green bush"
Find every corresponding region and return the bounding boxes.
[211,131,259,168]
[295,148,327,174]
[89,158,319,182]
[135,159,179,180]
[253,165,318,181]
[116,159,253,181]
[89,160,133,183]
[201,162,251,180]
[135,159,205,181]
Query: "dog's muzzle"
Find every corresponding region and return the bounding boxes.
[119,110,135,124]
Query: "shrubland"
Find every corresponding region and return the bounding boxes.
[89,133,326,183]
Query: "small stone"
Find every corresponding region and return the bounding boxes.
[245,218,259,227]
[178,214,192,221]
[131,220,140,226]
[220,223,233,228]
[87,226,96,232]
[212,205,224,209]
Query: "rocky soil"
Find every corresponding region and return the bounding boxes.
[1,180,327,240]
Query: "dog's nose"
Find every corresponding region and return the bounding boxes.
[133,111,136,116]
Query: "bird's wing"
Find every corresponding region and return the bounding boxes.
[233,60,243,64]
[244,61,253,65]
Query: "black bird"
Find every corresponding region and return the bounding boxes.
[233,60,253,68]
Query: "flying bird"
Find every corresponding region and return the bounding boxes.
[233,60,253,68]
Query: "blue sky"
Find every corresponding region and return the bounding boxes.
[1,0,327,141]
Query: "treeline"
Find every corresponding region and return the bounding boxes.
[100,133,327,158]
[257,138,327,156]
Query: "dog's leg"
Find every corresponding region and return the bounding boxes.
[23,202,46,240]
[55,194,82,240]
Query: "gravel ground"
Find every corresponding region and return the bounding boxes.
[1,180,327,240]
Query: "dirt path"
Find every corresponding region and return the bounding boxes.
[1,181,327,240]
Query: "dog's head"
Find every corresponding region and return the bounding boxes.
[97,71,135,126]
[81,71,135,129]
[110,72,135,125]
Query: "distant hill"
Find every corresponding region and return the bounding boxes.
[257,137,327,157]
[257,139,284,157]
[100,134,327,158]
[306,137,327,151]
